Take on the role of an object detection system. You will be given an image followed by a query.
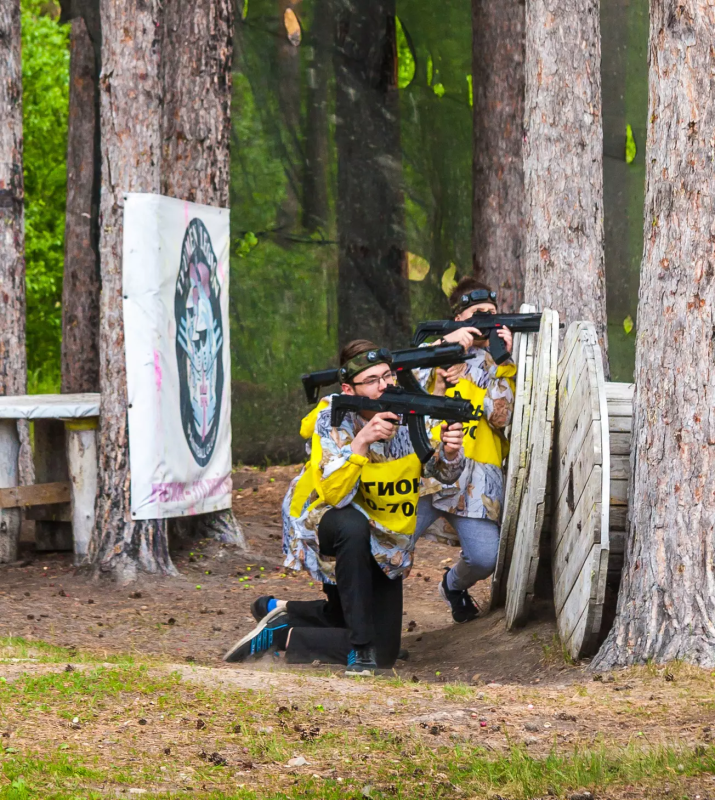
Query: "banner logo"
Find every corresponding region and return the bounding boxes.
[175,218,224,466]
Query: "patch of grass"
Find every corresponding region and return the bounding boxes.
[3,740,714,800]
[0,636,148,667]
[2,643,715,799]
[442,682,476,701]
[536,632,576,667]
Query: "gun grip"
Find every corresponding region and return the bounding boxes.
[407,414,435,464]
[489,328,510,365]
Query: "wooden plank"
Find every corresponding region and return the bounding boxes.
[559,543,609,658]
[611,479,628,505]
[0,420,21,563]
[553,468,602,614]
[490,304,537,610]
[609,416,632,434]
[605,400,633,418]
[610,529,626,554]
[0,482,71,509]
[604,382,634,401]
[505,309,559,628]
[65,423,98,563]
[610,432,631,455]
[610,454,630,481]
[557,328,600,424]
[551,321,613,658]
[0,393,100,420]
[610,505,627,530]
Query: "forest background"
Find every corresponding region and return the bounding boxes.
[22,0,647,464]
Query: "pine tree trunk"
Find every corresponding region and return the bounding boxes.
[89,0,176,582]
[523,0,608,360]
[302,0,331,233]
[0,0,27,560]
[593,2,715,669]
[61,15,100,394]
[333,0,410,350]
[471,0,525,312]
[161,0,244,548]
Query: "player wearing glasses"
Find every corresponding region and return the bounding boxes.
[412,277,516,623]
[224,339,466,675]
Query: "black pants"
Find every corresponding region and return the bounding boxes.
[285,507,403,668]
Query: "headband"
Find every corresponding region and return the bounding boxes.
[338,347,393,382]
[451,288,498,315]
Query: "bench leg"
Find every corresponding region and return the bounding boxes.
[65,420,98,564]
[0,420,21,563]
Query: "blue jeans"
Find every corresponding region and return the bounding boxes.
[413,496,500,592]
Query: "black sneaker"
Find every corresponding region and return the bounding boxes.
[439,570,479,624]
[223,609,290,663]
[250,595,276,622]
[397,648,409,661]
[345,646,377,677]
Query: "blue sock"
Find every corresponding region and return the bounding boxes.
[267,598,278,613]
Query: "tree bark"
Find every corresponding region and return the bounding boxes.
[593,1,715,669]
[61,14,101,395]
[89,0,176,582]
[302,0,331,233]
[333,0,410,350]
[0,0,25,402]
[0,0,27,559]
[523,0,608,361]
[471,0,525,312]
[161,0,244,548]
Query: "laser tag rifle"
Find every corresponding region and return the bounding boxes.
[412,312,548,365]
[301,343,470,404]
[330,385,481,464]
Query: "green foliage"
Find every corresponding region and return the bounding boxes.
[21,0,69,393]
[625,123,637,164]
[395,17,415,89]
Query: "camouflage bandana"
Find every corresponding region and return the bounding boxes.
[338,347,393,382]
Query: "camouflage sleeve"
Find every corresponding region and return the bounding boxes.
[312,404,364,508]
[482,362,515,431]
[423,441,465,485]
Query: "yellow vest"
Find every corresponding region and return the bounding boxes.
[290,401,422,535]
[434,362,517,467]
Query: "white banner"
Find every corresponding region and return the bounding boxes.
[123,193,232,519]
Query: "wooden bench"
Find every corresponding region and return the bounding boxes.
[0,394,100,564]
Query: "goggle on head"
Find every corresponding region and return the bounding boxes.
[452,289,498,315]
[338,348,393,383]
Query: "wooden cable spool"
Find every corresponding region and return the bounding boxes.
[488,303,537,610]
[551,321,633,659]
[504,308,560,629]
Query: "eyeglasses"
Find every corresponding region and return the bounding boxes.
[353,370,395,389]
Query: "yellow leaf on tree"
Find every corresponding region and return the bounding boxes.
[625,124,636,164]
[407,252,430,281]
[623,314,634,334]
[284,8,301,46]
[441,264,458,297]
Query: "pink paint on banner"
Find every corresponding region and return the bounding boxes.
[149,475,232,506]
[153,350,163,393]
[217,259,225,283]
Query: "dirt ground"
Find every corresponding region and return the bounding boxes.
[0,465,572,685]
